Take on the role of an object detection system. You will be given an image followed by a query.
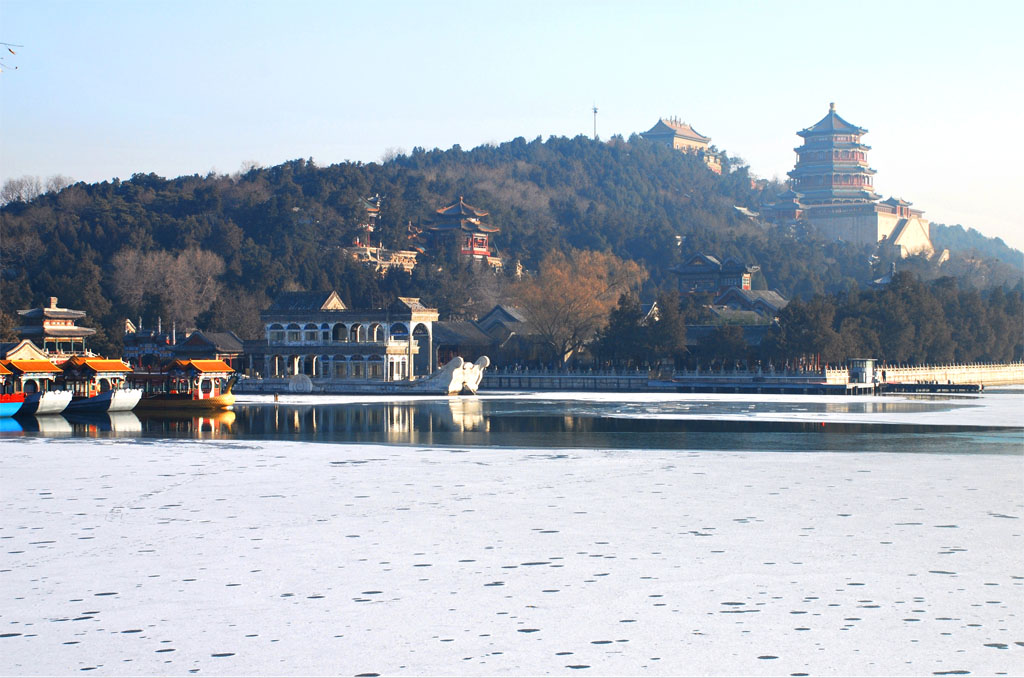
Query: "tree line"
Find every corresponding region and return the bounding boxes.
[1,135,1021,362]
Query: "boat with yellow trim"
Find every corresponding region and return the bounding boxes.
[133,359,237,411]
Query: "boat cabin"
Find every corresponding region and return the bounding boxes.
[0,362,12,394]
[0,363,26,415]
[0,359,63,395]
[163,359,235,400]
[61,357,134,398]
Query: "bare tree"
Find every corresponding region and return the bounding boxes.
[112,247,225,327]
[1,175,42,205]
[44,174,74,194]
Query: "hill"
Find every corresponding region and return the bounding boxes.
[1,134,1020,353]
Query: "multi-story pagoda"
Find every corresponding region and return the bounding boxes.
[787,102,879,204]
[422,197,502,268]
[767,104,937,259]
[342,194,419,275]
[641,117,723,174]
[16,297,96,358]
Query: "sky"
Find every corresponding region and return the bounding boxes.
[2,0,1022,250]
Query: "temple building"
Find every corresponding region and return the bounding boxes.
[672,253,759,295]
[768,104,936,258]
[342,195,419,275]
[15,297,96,358]
[244,291,439,381]
[640,117,723,174]
[420,197,503,268]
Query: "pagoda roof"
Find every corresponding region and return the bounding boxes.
[0,362,10,376]
[424,197,499,233]
[642,118,711,143]
[362,195,381,214]
[798,103,868,138]
[880,196,913,207]
[17,297,87,320]
[17,326,97,338]
[435,197,489,219]
[789,165,877,175]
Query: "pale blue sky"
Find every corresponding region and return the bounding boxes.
[2,0,1022,249]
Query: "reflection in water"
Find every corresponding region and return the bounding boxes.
[139,410,237,438]
[63,411,143,436]
[5,396,1021,455]
[20,415,73,436]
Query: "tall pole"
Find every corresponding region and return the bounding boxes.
[592,104,598,140]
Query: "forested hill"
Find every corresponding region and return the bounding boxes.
[1,134,1020,352]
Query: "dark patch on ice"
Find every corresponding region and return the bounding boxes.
[518,629,540,633]
[984,643,1008,649]
[211,652,235,657]
[758,655,778,659]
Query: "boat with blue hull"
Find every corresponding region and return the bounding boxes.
[64,388,142,413]
[0,393,25,418]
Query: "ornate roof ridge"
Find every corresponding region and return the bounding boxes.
[798,103,867,137]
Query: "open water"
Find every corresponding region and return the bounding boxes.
[3,391,1022,455]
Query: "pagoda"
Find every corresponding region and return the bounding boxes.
[16,297,96,359]
[422,197,502,268]
[342,194,419,274]
[787,103,879,204]
[640,117,723,174]
[766,104,937,259]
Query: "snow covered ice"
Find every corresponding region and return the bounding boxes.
[2,423,1022,676]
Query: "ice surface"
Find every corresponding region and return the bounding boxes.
[1,437,1022,676]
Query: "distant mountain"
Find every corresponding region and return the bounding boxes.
[931,223,1024,269]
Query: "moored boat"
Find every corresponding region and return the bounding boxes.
[20,390,74,416]
[133,359,237,411]
[0,359,69,415]
[61,357,141,412]
[64,387,143,413]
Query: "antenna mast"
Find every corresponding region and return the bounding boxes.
[592,104,598,140]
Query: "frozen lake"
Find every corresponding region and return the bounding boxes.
[1,391,1022,675]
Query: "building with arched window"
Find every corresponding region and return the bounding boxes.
[245,291,439,384]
